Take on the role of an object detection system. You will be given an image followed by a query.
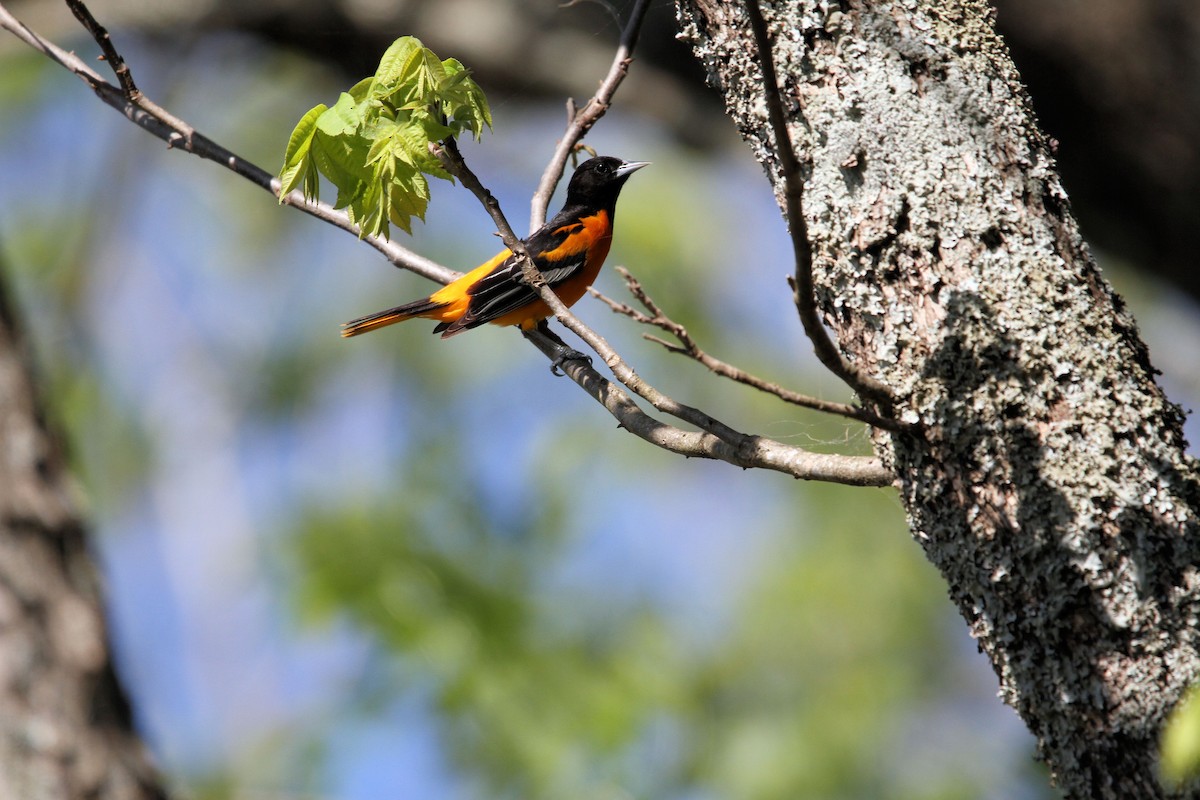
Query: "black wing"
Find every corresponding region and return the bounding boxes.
[451,216,591,331]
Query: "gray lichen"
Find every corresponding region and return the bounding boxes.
[677,0,1200,796]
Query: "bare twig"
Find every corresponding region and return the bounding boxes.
[433,137,556,345]
[522,327,893,486]
[512,256,896,489]
[593,268,904,431]
[391,4,896,483]
[64,0,136,98]
[528,0,652,230]
[743,0,893,408]
[65,0,195,150]
[523,276,748,441]
[0,2,459,286]
[0,0,896,486]
[433,138,523,253]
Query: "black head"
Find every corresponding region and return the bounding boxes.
[564,156,649,210]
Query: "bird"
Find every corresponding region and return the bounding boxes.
[340,156,648,367]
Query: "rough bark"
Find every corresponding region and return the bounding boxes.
[0,267,167,798]
[675,1,1200,797]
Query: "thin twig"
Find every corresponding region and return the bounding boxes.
[0,2,459,286]
[521,329,892,486]
[528,0,652,230]
[518,265,764,444]
[0,0,896,486]
[743,0,893,408]
[433,138,523,253]
[593,268,903,431]
[65,0,199,150]
[432,138,548,324]
[64,0,137,98]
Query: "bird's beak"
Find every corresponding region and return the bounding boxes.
[616,160,651,177]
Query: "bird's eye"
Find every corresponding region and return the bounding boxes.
[596,162,611,175]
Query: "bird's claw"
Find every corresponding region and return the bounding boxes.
[550,348,593,376]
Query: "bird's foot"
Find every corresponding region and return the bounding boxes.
[549,347,593,376]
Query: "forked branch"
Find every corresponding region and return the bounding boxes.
[528,0,652,230]
[0,0,895,486]
[594,268,902,431]
[0,2,457,286]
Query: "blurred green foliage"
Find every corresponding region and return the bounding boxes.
[1161,684,1200,791]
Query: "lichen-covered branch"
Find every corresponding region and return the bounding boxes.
[676,0,1200,796]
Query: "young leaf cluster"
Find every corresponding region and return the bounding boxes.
[277,36,492,239]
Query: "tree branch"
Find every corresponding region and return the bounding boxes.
[527,0,652,231]
[65,0,137,99]
[0,2,459,286]
[593,268,904,431]
[513,256,894,485]
[433,137,523,254]
[522,326,892,485]
[436,108,892,484]
[0,0,894,486]
[436,113,892,483]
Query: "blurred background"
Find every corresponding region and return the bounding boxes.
[1,1,1197,798]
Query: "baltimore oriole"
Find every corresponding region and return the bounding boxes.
[340,156,648,356]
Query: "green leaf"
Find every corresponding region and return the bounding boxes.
[276,34,493,236]
[373,36,423,90]
[278,104,325,201]
[1162,684,1200,789]
[315,92,363,137]
[281,104,323,169]
[347,76,375,103]
[312,133,370,213]
[277,159,308,202]
[385,164,429,235]
[278,155,321,203]
[400,45,446,101]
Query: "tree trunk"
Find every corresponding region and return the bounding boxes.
[0,266,167,799]
[675,1,1200,797]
